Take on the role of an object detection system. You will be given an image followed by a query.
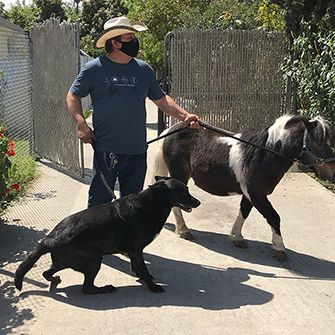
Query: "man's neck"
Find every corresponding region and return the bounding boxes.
[106,51,132,64]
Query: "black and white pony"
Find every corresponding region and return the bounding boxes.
[153,114,335,260]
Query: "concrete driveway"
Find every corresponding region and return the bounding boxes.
[0,101,334,334]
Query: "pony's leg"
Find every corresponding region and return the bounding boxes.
[172,207,194,240]
[151,137,170,183]
[168,163,193,239]
[250,194,286,261]
[230,195,253,248]
[152,138,192,238]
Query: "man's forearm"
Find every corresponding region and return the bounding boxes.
[66,92,93,143]
[154,95,189,121]
[66,92,86,126]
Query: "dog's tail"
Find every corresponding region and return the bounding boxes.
[14,242,49,291]
[151,129,170,184]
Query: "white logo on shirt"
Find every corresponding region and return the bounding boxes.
[110,75,136,87]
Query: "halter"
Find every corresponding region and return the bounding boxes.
[298,128,335,169]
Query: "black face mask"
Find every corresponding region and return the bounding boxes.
[119,38,140,57]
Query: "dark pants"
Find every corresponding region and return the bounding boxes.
[88,151,147,208]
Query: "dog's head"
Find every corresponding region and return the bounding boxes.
[151,176,201,212]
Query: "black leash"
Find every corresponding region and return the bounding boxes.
[146,123,190,144]
[198,121,294,161]
[92,121,335,199]
[148,121,293,161]
[92,140,116,200]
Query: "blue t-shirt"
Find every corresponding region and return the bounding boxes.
[70,56,165,154]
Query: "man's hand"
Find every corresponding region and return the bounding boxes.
[184,113,200,129]
[153,95,200,128]
[78,121,93,144]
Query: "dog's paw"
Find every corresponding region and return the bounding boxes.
[82,284,117,294]
[149,284,165,293]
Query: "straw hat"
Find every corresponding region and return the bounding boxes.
[94,16,148,48]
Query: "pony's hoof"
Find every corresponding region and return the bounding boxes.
[149,284,165,293]
[233,240,248,249]
[179,231,194,240]
[273,250,287,261]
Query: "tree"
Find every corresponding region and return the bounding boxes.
[34,0,67,22]
[0,1,5,15]
[3,0,68,29]
[63,2,80,23]
[80,0,128,57]
[3,1,39,30]
[124,0,284,71]
[124,0,206,71]
[269,0,335,38]
[273,0,335,121]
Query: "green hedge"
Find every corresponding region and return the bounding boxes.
[282,21,335,124]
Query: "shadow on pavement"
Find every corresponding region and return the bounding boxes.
[17,253,274,311]
[0,220,48,334]
[170,225,335,280]
[146,122,158,131]
[0,220,47,268]
[0,282,34,335]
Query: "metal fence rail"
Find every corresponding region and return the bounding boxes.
[164,29,292,132]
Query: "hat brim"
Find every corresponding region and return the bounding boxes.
[94,24,148,48]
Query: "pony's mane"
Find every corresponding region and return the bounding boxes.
[266,114,335,147]
[310,115,335,145]
[266,114,294,146]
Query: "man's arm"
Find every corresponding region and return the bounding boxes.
[153,95,199,126]
[66,92,93,144]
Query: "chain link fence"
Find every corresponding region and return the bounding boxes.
[0,17,35,199]
[163,29,293,132]
[31,19,80,173]
[0,17,89,206]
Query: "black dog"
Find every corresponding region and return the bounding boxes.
[14,176,200,294]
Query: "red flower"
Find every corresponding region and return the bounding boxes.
[0,132,3,138]
[9,140,14,148]
[10,183,20,191]
[6,149,15,156]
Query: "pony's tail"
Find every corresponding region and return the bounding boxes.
[151,132,170,184]
[14,242,49,291]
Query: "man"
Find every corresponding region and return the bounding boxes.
[67,16,199,207]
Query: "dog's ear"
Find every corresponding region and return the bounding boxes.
[154,176,171,182]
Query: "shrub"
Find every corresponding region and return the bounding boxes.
[0,126,19,210]
[282,21,335,124]
[0,126,37,212]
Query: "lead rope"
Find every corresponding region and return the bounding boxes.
[148,121,294,161]
[95,120,335,199]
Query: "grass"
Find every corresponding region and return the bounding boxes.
[9,140,38,193]
[0,140,38,213]
[83,109,93,119]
